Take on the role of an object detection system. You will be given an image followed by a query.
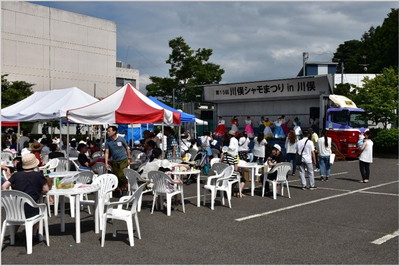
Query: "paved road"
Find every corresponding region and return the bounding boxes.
[1,157,398,264]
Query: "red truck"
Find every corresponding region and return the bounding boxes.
[322,95,369,158]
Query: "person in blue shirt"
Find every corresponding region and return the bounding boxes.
[105,126,131,192]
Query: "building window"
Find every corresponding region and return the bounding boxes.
[116,78,136,87]
[116,78,124,87]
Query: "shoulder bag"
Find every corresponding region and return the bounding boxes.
[296,139,308,166]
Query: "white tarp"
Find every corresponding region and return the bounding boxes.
[1,87,98,122]
[195,118,208,125]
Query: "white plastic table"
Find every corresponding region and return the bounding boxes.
[238,162,267,196]
[170,169,202,207]
[47,183,100,243]
[47,171,79,179]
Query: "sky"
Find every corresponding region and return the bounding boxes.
[34,1,398,91]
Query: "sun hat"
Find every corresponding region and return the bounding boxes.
[22,153,40,169]
[273,144,281,151]
[228,130,236,136]
[31,142,43,152]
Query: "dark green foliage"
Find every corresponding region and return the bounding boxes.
[1,74,34,108]
[333,8,398,73]
[370,128,399,154]
[351,67,398,128]
[146,37,224,108]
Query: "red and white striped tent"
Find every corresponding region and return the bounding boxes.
[67,83,181,125]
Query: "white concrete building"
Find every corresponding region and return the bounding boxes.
[116,61,140,89]
[1,1,139,98]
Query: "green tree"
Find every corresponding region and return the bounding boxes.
[333,83,357,98]
[146,37,224,108]
[351,67,398,128]
[333,8,398,73]
[1,74,34,108]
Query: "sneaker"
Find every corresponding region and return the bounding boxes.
[320,177,325,181]
[326,176,329,181]
[309,186,317,190]
[301,186,306,190]
[314,168,319,172]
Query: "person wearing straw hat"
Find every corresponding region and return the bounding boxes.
[31,142,44,167]
[2,153,50,238]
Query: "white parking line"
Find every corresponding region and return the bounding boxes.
[371,230,399,245]
[287,171,348,183]
[317,187,399,197]
[358,191,399,197]
[235,180,399,222]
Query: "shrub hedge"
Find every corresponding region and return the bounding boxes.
[370,128,399,154]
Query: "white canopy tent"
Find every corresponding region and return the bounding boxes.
[1,87,98,122]
[1,87,98,161]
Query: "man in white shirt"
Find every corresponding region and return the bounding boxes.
[296,130,317,190]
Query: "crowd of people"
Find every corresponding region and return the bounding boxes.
[214,115,304,140]
[1,120,374,228]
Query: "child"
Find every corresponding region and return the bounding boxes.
[358,134,365,149]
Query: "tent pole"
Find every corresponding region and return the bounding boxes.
[161,124,165,158]
[194,121,197,139]
[17,122,20,153]
[59,118,62,148]
[131,123,133,148]
[66,121,70,171]
[178,125,182,155]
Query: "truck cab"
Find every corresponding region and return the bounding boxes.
[324,95,369,158]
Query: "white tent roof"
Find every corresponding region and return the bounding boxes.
[1,87,98,122]
[195,118,208,125]
[67,83,180,125]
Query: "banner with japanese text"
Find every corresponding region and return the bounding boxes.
[203,75,333,102]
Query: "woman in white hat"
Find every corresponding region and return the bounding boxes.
[1,153,50,238]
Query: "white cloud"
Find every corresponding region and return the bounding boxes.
[34,1,398,85]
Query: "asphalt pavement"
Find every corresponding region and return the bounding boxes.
[1,157,398,265]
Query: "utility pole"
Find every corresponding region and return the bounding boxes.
[303,52,309,76]
[341,61,344,84]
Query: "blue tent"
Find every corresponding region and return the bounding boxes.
[148,96,196,123]
[118,124,154,144]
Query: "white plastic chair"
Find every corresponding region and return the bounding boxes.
[38,158,59,217]
[66,171,94,216]
[1,190,49,254]
[41,154,49,165]
[39,158,59,173]
[210,158,221,166]
[1,151,14,165]
[262,162,292,199]
[210,165,235,209]
[80,174,119,231]
[202,163,230,210]
[55,157,69,172]
[52,157,76,217]
[101,184,146,247]
[91,151,104,160]
[92,162,108,175]
[148,171,185,216]
[123,168,152,212]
